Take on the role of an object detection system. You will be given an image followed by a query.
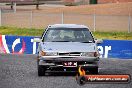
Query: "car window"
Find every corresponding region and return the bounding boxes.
[44,28,94,42]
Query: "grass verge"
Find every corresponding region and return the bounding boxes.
[0,26,132,40]
[0,26,43,37]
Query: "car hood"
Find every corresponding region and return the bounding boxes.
[40,42,96,52]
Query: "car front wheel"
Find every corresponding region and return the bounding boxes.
[38,65,46,76]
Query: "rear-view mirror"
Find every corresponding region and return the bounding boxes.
[95,39,103,44]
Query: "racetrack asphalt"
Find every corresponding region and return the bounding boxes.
[0,54,132,88]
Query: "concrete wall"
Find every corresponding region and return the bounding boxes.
[98,0,132,4]
[62,0,89,5]
[62,0,132,4]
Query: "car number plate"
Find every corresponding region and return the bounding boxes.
[63,62,77,67]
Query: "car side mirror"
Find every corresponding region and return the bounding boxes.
[33,38,42,42]
[95,39,103,44]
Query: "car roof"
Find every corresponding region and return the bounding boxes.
[48,24,88,28]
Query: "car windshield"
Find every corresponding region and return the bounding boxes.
[43,28,94,43]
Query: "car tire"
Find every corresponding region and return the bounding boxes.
[38,65,46,76]
[88,67,98,74]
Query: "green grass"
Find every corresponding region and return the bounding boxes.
[0,26,44,36]
[0,26,132,40]
[93,32,132,40]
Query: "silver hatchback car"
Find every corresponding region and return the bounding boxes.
[34,24,102,76]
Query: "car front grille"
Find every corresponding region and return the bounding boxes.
[58,52,81,56]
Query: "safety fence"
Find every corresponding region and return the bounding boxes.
[0,35,132,59]
[0,10,132,32]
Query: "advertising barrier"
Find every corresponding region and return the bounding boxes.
[0,35,132,59]
[98,40,132,59]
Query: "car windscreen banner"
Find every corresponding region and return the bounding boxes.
[0,35,132,59]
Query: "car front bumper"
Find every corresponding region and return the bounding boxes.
[38,56,99,67]
[39,56,99,62]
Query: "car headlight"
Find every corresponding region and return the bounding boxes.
[41,51,58,56]
[46,52,58,56]
[81,52,99,57]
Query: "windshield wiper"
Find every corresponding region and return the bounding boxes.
[81,41,93,43]
[51,41,73,42]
